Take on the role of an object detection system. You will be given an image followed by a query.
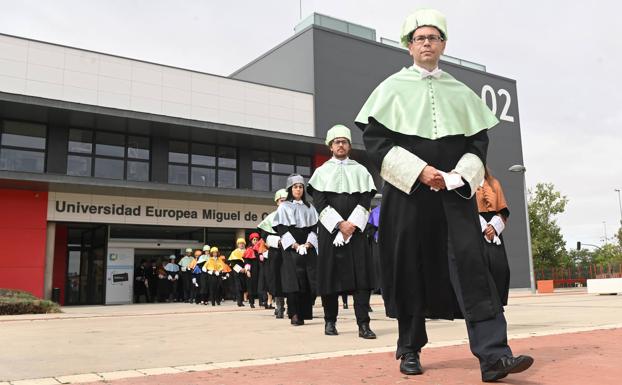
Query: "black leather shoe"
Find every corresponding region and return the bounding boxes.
[290,314,304,326]
[399,352,423,375]
[250,303,255,308]
[481,355,534,382]
[358,323,377,339]
[324,321,338,336]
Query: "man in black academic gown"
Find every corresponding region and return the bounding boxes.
[356,8,533,382]
[308,124,378,339]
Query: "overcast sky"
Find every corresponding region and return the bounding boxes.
[1,0,620,248]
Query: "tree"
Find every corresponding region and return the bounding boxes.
[591,243,622,265]
[564,248,592,267]
[528,183,568,269]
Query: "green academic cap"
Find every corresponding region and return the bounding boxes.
[400,9,448,47]
[273,188,288,202]
[325,124,352,145]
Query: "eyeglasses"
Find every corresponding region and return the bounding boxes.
[332,139,350,146]
[411,34,444,44]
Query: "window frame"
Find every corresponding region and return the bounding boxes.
[167,140,238,188]
[0,119,48,173]
[251,150,311,191]
[66,128,151,181]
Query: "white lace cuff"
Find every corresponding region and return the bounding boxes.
[347,205,370,231]
[453,153,484,198]
[380,146,427,194]
[306,231,318,250]
[479,215,488,232]
[281,232,296,250]
[489,215,505,236]
[319,206,344,232]
[266,235,280,248]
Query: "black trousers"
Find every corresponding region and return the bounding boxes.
[234,272,246,304]
[181,271,192,301]
[208,274,221,305]
[190,275,199,302]
[287,291,314,320]
[322,290,370,325]
[396,241,512,371]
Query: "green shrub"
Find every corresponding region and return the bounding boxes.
[0,288,62,315]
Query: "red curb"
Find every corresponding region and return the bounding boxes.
[81,328,622,385]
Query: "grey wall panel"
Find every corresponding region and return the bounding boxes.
[46,125,68,174]
[231,29,315,93]
[151,134,169,183]
[45,108,70,175]
[312,28,410,144]
[238,149,252,189]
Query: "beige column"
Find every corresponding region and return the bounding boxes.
[44,222,56,300]
[235,229,246,242]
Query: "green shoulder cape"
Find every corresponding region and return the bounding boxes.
[257,211,277,234]
[308,158,376,194]
[355,67,498,139]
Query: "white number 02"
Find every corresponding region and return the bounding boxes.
[481,85,515,123]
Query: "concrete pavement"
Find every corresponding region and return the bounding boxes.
[1,289,621,384]
[76,327,622,385]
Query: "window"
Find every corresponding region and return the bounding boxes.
[218,146,237,188]
[251,151,270,191]
[66,128,150,181]
[126,136,150,181]
[190,143,215,187]
[252,150,311,191]
[0,120,47,173]
[168,141,237,188]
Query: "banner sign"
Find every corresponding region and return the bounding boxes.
[48,192,274,229]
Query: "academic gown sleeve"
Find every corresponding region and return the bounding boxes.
[452,129,489,199]
[310,189,343,234]
[274,224,296,250]
[348,192,373,231]
[360,118,428,194]
[361,117,489,198]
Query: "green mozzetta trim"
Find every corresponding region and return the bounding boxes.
[257,211,277,234]
[355,67,499,139]
[308,158,376,194]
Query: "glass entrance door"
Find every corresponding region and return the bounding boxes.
[65,224,107,305]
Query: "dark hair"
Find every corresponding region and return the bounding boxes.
[286,184,310,207]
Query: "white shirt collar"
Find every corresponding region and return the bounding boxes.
[330,156,350,165]
[292,199,304,205]
[411,63,443,79]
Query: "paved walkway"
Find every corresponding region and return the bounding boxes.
[1,289,621,384]
[76,327,622,385]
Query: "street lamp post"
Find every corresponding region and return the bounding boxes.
[615,188,622,227]
[508,164,536,294]
[602,221,608,245]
